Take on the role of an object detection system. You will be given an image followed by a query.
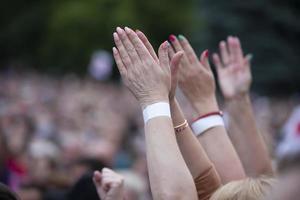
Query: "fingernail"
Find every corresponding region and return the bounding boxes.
[112,47,117,54]
[204,50,209,58]
[124,27,131,33]
[164,41,170,48]
[135,29,140,32]
[178,34,185,40]
[246,54,253,61]
[116,27,123,33]
[169,34,176,42]
[113,32,118,39]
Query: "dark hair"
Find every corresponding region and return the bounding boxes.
[0,183,20,200]
[67,172,100,200]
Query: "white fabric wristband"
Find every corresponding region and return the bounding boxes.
[143,102,171,124]
[191,115,224,136]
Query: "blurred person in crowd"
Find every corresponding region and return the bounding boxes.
[0,183,20,200]
[0,113,34,190]
[264,105,300,200]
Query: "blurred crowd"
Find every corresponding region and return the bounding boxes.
[0,71,298,200]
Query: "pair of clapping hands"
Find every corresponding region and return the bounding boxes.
[113,27,252,113]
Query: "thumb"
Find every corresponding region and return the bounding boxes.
[244,54,253,68]
[93,171,106,199]
[170,51,184,76]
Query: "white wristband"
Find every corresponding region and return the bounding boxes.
[191,115,224,136]
[143,102,171,124]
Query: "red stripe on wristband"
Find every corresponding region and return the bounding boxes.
[193,111,223,123]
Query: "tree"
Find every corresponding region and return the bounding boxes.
[194,0,300,95]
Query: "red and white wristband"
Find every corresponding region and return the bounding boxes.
[191,111,224,136]
[142,102,171,124]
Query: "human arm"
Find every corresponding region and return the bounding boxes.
[136,30,221,199]
[169,35,245,183]
[113,27,197,200]
[93,168,125,200]
[212,36,273,176]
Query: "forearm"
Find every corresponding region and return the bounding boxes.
[225,94,273,176]
[197,126,246,183]
[192,100,246,183]
[170,99,217,178]
[145,115,197,200]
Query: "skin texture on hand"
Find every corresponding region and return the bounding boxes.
[169,35,246,183]
[212,36,252,100]
[168,34,218,116]
[113,27,171,109]
[93,168,124,200]
[113,28,197,200]
[213,36,273,177]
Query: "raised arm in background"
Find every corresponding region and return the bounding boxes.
[212,36,273,177]
[135,30,221,199]
[169,34,245,183]
[113,27,197,200]
[93,168,125,200]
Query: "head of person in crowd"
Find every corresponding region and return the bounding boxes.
[210,177,275,200]
[1,113,35,156]
[0,183,20,200]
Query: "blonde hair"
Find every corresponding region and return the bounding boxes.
[210,177,276,200]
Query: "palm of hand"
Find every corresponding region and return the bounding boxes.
[213,37,252,99]
[218,62,251,99]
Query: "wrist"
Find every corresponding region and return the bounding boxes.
[225,92,250,102]
[192,98,219,116]
[140,95,169,110]
[225,93,251,107]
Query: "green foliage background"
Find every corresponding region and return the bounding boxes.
[0,0,299,94]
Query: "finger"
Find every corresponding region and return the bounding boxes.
[158,41,170,72]
[112,47,127,78]
[212,53,223,73]
[116,27,140,62]
[244,54,253,69]
[93,171,102,183]
[219,40,230,66]
[93,171,106,198]
[233,37,244,64]
[177,34,198,64]
[136,29,159,62]
[113,32,132,67]
[168,46,175,61]
[102,168,115,175]
[124,27,153,61]
[169,34,190,66]
[227,36,236,64]
[101,177,114,191]
[200,49,211,70]
[170,51,184,76]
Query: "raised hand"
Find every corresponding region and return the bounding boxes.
[134,30,183,102]
[93,168,124,200]
[113,27,183,109]
[212,36,252,99]
[169,35,218,116]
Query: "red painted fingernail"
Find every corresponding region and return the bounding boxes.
[169,34,176,42]
[204,50,209,58]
